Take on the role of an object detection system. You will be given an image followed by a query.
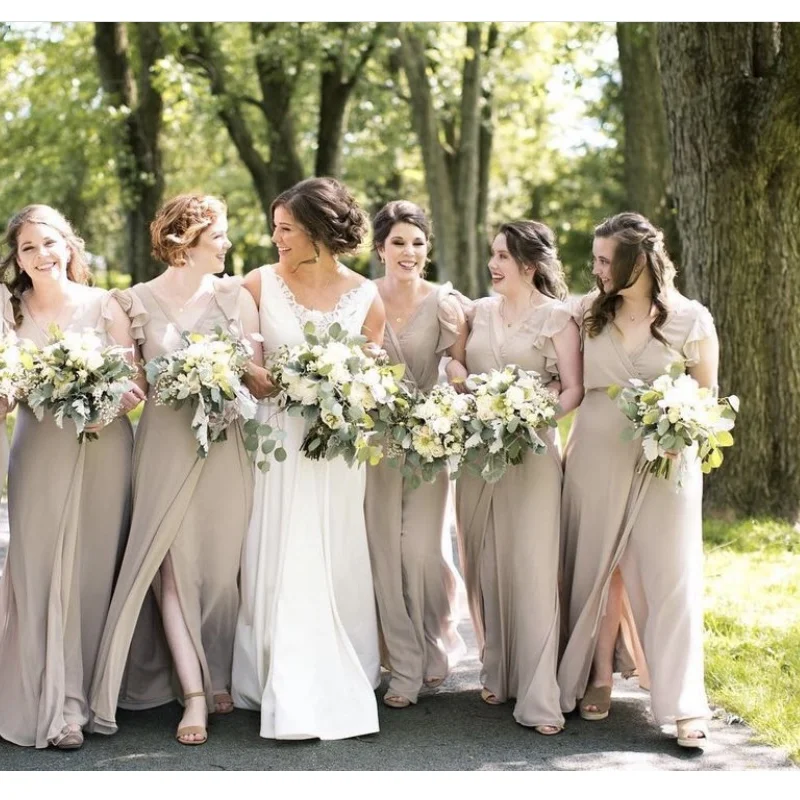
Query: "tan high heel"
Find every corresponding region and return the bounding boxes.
[481,687,503,705]
[213,691,234,715]
[580,684,612,721]
[176,691,208,745]
[52,724,84,750]
[676,717,709,748]
[383,693,411,709]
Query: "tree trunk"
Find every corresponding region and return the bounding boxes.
[397,23,492,296]
[94,22,164,283]
[658,22,800,520]
[187,23,275,222]
[617,23,680,267]
[397,25,459,287]
[315,23,383,177]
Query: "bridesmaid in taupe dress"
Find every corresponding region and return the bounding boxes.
[365,201,467,709]
[89,195,260,746]
[558,212,718,748]
[452,221,583,734]
[0,206,144,749]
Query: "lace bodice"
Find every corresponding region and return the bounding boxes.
[259,266,377,351]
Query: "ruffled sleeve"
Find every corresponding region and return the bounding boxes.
[435,282,470,354]
[110,287,149,346]
[528,302,574,381]
[0,285,16,333]
[681,300,716,367]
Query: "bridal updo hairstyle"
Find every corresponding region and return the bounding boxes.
[271,177,368,258]
[498,220,568,301]
[150,194,227,268]
[1,204,91,326]
[586,211,677,345]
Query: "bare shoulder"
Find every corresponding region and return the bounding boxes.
[339,265,370,291]
[243,265,269,307]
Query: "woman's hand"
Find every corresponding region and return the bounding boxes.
[445,359,470,393]
[119,385,147,416]
[362,342,387,362]
[243,363,279,400]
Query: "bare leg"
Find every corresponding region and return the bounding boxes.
[584,568,624,712]
[159,555,207,743]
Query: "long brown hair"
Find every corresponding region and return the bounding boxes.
[498,221,568,301]
[586,212,677,344]
[1,205,92,327]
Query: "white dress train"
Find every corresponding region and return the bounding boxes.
[231,265,381,740]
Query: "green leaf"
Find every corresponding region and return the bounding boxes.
[716,430,734,447]
[274,447,287,463]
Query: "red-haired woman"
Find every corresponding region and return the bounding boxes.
[89,194,260,746]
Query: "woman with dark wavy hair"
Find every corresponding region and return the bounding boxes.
[557,211,718,749]
[231,177,386,740]
[451,220,583,735]
[364,200,467,710]
[0,205,144,749]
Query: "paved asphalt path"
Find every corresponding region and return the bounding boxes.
[0,499,796,771]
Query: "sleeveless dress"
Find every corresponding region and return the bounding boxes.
[0,286,133,747]
[558,291,715,724]
[364,283,466,704]
[89,277,255,733]
[232,265,381,740]
[455,296,569,729]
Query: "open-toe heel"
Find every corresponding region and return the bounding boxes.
[676,717,709,749]
[579,684,612,721]
[176,690,208,745]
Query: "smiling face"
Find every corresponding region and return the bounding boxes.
[378,222,428,283]
[16,221,72,286]
[591,236,616,293]
[488,233,532,297]
[272,205,317,269]
[185,214,231,274]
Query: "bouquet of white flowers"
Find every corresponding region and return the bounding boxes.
[608,361,739,484]
[461,365,559,483]
[0,331,36,402]
[145,327,284,468]
[21,325,137,441]
[269,321,407,466]
[379,383,471,490]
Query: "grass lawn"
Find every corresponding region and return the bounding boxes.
[703,517,800,761]
[559,410,799,761]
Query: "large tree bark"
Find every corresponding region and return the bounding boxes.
[94,22,164,284]
[658,23,800,520]
[316,23,383,177]
[617,23,680,267]
[397,23,490,297]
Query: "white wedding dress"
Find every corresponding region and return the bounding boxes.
[231,265,381,740]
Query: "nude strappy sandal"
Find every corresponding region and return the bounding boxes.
[176,691,208,745]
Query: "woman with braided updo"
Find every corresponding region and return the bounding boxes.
[89,194,261,746]
[450,221,583,735]
[231,177,386,740]
[557,212,718,749]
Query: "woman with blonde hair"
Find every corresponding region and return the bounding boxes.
[89,194,260,746]
[0,205,144,749]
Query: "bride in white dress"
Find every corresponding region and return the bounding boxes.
[231,178,386,740]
